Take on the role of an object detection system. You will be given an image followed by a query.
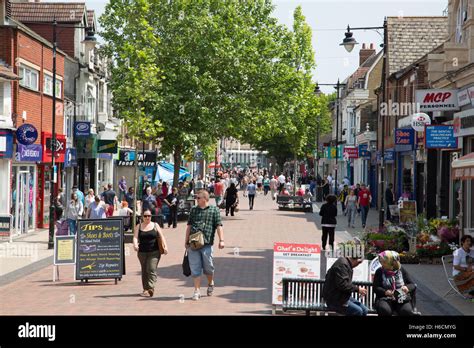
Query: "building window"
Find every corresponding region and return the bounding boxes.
[456,0,468,44]
[19,64,39,91]
[0,83,4,116]
[43,74,62,98]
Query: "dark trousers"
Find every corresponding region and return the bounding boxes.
[386,202,392,221]
[321,226,335,250]
[248,194,255,210]
[264,186,269,195]
[278,183,285,193]
[226,204,235,216]
[168,207,177,228]
[376,299,415,316]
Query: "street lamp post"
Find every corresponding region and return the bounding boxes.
[48,21,97,249]
[340,20,387,227]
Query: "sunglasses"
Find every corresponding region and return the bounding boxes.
[143,215,152,218]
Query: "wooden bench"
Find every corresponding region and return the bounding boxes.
[276,195,313,212]
[281,278,420,316]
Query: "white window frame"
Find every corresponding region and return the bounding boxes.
[43,72,63,98]
[19,64,39,91]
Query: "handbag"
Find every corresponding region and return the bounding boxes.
[155,223,166,255]
[188,230,205,250]
[182,251,191,277]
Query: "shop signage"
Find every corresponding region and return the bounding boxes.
[457,88,471,107]
[64,148,78,167]
[376,149,395,163]
[325,145,343,159]
[54,235,76,265]
[74,121,91,138]
[16,144,42,162]
[0,215,11,237]
[425,125,458,149]
[97,140,118,154]
[343,146,358,159]
[194,150,204,161]
[453,167,474,180]
[76,136,97,159]
[272,242,321,305]
[415,89,459,112]
[76,218,124,281]
[358,144,371,158]
[399,200,417,223]
[395,128,414,152]
[16,124,38,145]
[453,110,474,137]
[411,113,431,132]
[42,133,66,163]
[0,130,13,158]
[118,150,157,167]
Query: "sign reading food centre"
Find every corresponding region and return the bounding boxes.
[272,242,321,305]
[415,89,459,112]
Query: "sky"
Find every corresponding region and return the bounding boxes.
[49,0,447,94]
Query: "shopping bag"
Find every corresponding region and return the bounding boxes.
[182,250,191,277]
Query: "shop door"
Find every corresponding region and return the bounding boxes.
[15,170,33,234]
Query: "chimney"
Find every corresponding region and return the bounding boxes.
[359,43,376,66]
[0,0,10,25]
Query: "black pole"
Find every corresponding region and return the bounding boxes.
[335,79,340,197]
[48,20,57,249]
[214,139,218,178]
[316,116,320,179]
[378,18,387,228]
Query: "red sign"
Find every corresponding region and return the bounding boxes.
[42,132,66,163]
[343,146,359,159]
[273,242,321,254]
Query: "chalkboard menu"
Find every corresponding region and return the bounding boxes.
[76,219,124,281]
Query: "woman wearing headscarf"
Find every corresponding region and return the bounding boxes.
[224,182,239,216]
[373,250,416,316]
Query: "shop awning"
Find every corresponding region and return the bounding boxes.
[154,161,191,185]
[452,153,474,180]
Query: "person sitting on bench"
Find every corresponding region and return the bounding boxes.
[373,250,416,316]
[452,235,474,298]
[322,256,368,316]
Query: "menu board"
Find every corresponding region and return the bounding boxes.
[272,242,321,305]
[327,258,370,282]
[399,200,417,223]
[76,219,123,280]
[54,235,76,265]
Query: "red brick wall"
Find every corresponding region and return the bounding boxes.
[24,24,76,58]
[12,29,65,143]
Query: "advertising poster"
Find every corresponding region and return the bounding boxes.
[54,235,76,265]
[76,219,123,280]
[399,200,417,223]
[272,242,321,305]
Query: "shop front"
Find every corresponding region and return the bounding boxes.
[0,129,14,216]
[75,135,97,193]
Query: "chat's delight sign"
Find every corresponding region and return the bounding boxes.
[272,242,321,305]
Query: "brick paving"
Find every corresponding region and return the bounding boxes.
[0,193,354,315]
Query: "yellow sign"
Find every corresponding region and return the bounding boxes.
[57,239,74,261]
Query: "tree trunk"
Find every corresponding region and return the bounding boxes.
[173,145,181,189]
[293,153,297,195]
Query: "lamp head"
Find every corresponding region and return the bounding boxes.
[340,26,359,53]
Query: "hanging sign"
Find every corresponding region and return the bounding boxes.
[16,124,38,145]
[411,113,431,132]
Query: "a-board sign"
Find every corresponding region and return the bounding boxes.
[76,218,123,280]
[272,242,321,305]
[54,235,76,265]
[0,215,11,237]
[399,200,417,223]
[327,258,370,282]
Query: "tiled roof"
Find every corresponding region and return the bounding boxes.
[387,16,448,75]
[11,2,86,23]
[346,51,382,90]
[87,10,95,29]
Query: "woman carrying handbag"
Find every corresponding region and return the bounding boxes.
[133,209,168,297]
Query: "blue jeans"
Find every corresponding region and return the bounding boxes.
[187,245,215,277]
[360,205,369,226]
[67,219,77,236]
[345,297,369,316]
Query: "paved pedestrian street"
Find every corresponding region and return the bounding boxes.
[0,195,355,316]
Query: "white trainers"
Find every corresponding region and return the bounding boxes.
[192,290,201,301]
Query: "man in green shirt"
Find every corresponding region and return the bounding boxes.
[185,190,224,301]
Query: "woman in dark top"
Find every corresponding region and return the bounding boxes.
[133,209,168,297]
[224,182,239,216]
[373,250,416,316]
[319,194,337,250]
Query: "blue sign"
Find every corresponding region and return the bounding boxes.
[425,125,458,149]
[0,130,14,158]
[16,144,42,162]
[98,153,113,160]
[64,148,78,167]
[16,124,38,145]
[376,149,395,163]
[394,128,414,152]
[358,144,371,158]
[74,121,91,137]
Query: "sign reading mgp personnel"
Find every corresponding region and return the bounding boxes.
[76,219,123,281]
